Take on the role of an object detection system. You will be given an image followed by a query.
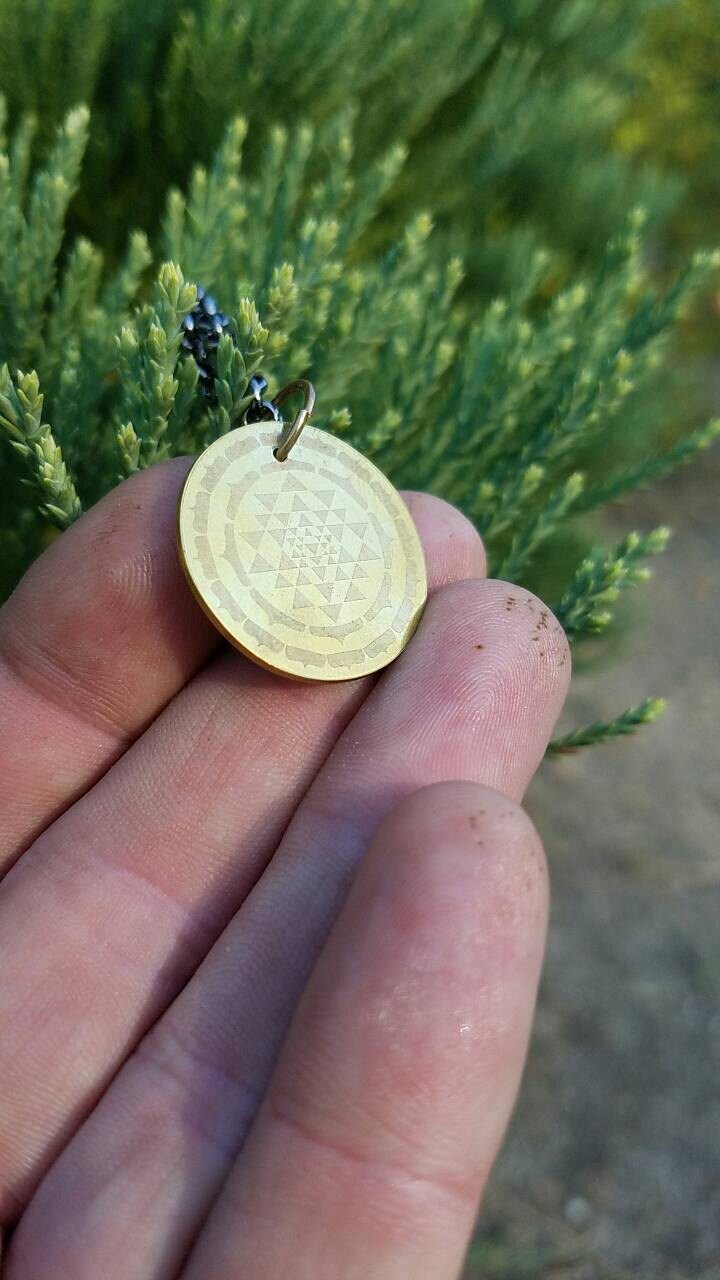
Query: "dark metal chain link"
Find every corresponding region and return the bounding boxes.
[183,286,281,422]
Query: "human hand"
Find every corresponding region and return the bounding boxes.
[0,459,569,1279]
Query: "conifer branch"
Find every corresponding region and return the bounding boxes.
[0,365,82,526]
[554,528,670,642]
[493,473,585,582]
[115,264,196,471]
[548,698,666,754]
[576,418,720,513]
[0,24,715,753]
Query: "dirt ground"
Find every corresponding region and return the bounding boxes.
[465,455,720,1279]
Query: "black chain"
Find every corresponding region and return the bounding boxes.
[183,286,281,422]
[181,287,230,398]
[242,374,282,424]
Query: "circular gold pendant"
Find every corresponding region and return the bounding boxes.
[177,423,427,681]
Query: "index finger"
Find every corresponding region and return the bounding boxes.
[0,458,218,871]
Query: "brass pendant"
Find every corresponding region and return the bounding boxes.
[177,391,427,682]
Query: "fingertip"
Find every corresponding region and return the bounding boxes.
[401,491,487,588]
[489,579,572,696]
[419,576,570,687]
[367,779,549,940]
[382,576,570,798]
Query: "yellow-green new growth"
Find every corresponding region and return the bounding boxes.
[0,84,716,754]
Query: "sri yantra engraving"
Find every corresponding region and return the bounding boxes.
[237,472,382,625]
[180,424,426,680]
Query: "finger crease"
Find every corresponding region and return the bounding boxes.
[267,1092,479,1218]
[0,644,131,745]
[133,1023,264,1160]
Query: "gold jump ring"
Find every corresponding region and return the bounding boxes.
[273,379,316,461]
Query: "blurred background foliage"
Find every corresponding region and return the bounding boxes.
[619,0,720,258]
[617,0,720,443]
[0,0,718,748]
[0,0,690,280]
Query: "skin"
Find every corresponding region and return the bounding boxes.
[0,458,570,1279]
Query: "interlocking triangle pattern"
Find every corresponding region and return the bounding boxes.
[238,474,381,622]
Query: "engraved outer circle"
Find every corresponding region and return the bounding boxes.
[177,424,427,682]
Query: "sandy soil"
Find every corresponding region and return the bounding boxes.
[465,454,720,1279]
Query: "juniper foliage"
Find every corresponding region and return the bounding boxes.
[620,0,720,253]
[547,698,667,754]
[0,0,717,752]
[0,0,681,276]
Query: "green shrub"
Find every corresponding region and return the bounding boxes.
[0,0,717,750]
